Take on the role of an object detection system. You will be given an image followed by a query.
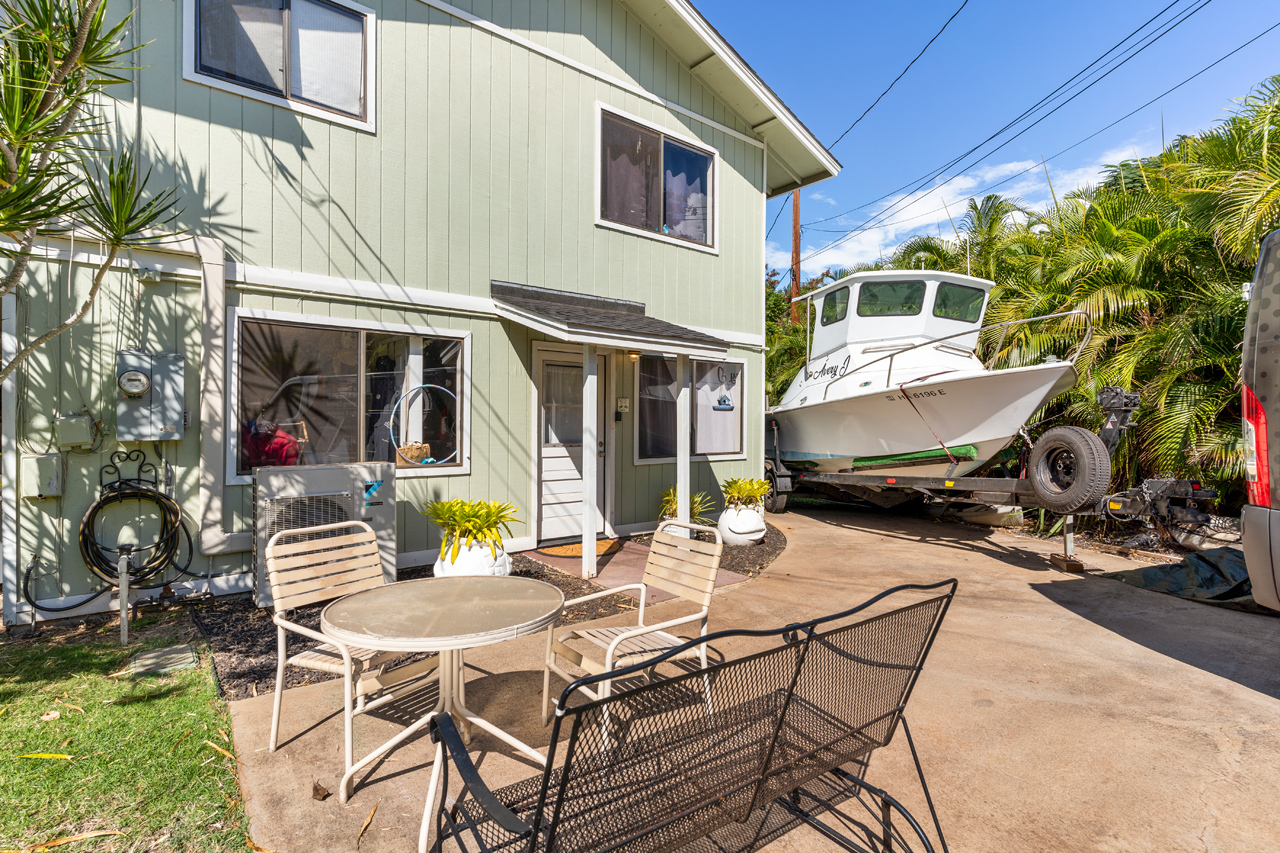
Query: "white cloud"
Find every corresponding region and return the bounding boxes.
[808,190,839,206]
[776,138,1161,278]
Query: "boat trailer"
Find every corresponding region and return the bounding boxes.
[765,386,1218,570]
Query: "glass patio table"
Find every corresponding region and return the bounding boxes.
[321,575,564,802]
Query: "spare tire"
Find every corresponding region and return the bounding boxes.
[1028,426,1111,513]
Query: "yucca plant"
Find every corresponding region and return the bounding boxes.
[421,499,522,562]
[659,485,716,525]
[721,477,771,508]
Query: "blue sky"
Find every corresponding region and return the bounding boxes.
[695,0,1280,277]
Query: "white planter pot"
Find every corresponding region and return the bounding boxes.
[434,541,512,577]
[717,505,766,547]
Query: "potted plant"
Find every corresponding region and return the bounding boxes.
[717,478,771,546]
[659,485,716,525]
[421,499,522,577]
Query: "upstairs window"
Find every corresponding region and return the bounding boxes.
[195,0,371,122]
[600,111,715,248]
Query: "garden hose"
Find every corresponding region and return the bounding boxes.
[22,466,199,614]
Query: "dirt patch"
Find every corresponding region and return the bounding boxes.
[629,522,787,579]
[190,558,634,702]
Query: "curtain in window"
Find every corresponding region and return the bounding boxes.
[694,361,742,455]
[663,140,711,244]
[198,0,285,94]
[601,115,661,232]
[638,356,677,458]
[289,0,364,116]
[543,364,584,446]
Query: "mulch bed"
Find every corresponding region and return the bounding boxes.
[190,557,636,702]
[629,522,788,579]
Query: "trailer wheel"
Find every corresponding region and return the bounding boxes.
[764,469,788,514]
[1028,426,1111,513]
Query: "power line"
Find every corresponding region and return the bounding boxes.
[801,0,1219,264]
[765,192,791,241]
[795,17,1280,266]
[827,0,971,150]
[805,0,1200,229]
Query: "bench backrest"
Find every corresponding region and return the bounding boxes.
[530,579,957,853]
[641,520,723,609]
[266,520,383,614]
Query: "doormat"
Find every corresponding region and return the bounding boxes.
[536,539,623,558]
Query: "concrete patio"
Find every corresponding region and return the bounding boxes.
[228,508,1280,852]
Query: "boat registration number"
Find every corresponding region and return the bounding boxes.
[885,389,948,401]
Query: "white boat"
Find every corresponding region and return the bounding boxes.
[768,271,1083,478]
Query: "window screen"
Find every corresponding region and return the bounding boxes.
[600,112,715,247]
[198,0,285,95]
[601,114,662,233]
[857,281,926,316]
[933,282,985,323]
[289,0,364,116]
[197,0,367,120]
[237,321,462,474]
[821,287,850,325]
[542,364,584,446]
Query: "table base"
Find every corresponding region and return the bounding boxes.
[340,648,548,803]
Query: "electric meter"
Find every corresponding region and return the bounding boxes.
[117,369,151,397]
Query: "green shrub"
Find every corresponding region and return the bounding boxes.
[659,485,716,525]
[421,499,522,561]
[721,477,771,508]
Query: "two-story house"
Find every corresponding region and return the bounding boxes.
[1,0,837,622]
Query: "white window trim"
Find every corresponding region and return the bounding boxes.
[595,102,721,256]
[226,307,471,485]
[632,353,747,466]
[182,0,378,133]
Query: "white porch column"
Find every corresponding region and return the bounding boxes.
[676,354,691,527]
[581,344,598,579]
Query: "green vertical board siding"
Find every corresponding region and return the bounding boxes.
[9,0,774,606]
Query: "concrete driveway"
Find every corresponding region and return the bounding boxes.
[228,508,1280,852]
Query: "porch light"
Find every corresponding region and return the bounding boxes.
[629,351,640,362]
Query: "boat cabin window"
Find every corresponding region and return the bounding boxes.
[933,282,985,323]
[820,287,850,325]
[856,280,925,316]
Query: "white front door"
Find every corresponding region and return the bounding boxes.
[538,356,606,542]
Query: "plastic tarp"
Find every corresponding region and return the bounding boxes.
[1106,547,1265,610]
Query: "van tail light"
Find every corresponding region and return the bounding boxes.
[1244,384,1270,506]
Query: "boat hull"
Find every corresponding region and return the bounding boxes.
[771,362,1078,477]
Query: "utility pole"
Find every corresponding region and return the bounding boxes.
[790,190,801,323]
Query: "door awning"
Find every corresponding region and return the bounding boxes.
[490,281,729,357]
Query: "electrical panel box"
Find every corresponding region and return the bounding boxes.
[20,453,61,499]
[54,413,95,450]
[116,350,185,441]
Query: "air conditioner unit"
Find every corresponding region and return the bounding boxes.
[252,462,396,608]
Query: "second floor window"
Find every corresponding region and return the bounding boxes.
[197,0,368,120]
[600,112,715,247]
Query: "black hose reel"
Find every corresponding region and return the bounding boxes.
[23,449,197,614]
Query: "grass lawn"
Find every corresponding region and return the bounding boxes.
[0,612,245,852]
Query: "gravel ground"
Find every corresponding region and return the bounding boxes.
[626,522,788,579]
[190,557,636,701]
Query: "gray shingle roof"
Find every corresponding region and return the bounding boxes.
[491,281,727,347]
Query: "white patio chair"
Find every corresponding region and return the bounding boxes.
[541,520,723,723]
[267,520,439,776]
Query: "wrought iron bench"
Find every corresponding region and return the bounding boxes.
[420,579,957,853]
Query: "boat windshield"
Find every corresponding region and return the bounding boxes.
[857,280,925,316]
[933,282,985,323]
[821,287,849,325]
